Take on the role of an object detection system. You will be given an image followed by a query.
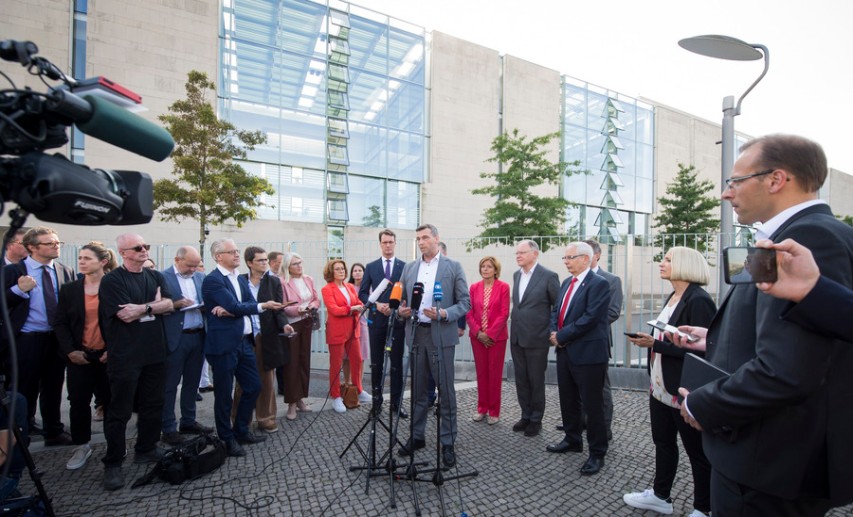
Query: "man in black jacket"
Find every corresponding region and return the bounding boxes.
[679,135,853,514]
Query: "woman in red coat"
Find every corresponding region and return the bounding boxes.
[466,256,510,424]
[320,259,371,413]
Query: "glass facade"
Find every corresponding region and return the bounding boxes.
[219,0,426,229]
[562,76,655,242]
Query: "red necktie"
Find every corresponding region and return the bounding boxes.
[557,277,578,330]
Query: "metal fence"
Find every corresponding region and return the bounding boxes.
[55,233,738,378]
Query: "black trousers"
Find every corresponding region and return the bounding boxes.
[15,331,66,437]
[368,319,404,408]
[103,361,165,467]
[710,468,831,517]
[556,351,607,458]
[649,396,711,512]
[67,359,111,445]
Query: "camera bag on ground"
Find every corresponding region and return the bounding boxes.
[132,433,226,488]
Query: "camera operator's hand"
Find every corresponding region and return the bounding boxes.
[17,275,36,293]
[68,350,90,366]
[754,238,820,302]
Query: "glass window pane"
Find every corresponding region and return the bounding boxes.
[348,176,385,227]
[386,180,419,229]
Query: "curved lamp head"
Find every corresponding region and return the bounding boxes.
[678,35,763,61]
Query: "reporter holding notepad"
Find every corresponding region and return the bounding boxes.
[623,247,716,517]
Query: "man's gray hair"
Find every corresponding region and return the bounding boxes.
[568,241,593,259]
[517,239,540,253]
[175,245,194,259]
[210,238,235,257]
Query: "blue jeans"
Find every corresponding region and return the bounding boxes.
[206,335,260,442]
[162,331,205,432]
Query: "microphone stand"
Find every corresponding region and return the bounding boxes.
[340,306,408,504]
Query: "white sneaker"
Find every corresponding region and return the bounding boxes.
[623,489,673,514]
[357,391,372,404]
[66,444,92,470]
[687,511,709,517]
[332,397,346,413]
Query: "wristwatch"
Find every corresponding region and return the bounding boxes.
[146,304,152,316]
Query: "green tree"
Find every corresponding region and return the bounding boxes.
[362,205,383,227]
[154,70,274,260]
[653,163,720,260]
[471,129,580,252]
[837,214,853,227]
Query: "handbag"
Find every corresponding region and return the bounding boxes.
[340,383,360,409]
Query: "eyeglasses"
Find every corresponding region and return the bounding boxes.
[122,244,150,252]
[216,249,240,256]
[36,241,65,248]
[724,168,775,189]
[562,254,584,261]
[291,261,303,267]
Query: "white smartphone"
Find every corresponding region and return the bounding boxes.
[646,320,699,343]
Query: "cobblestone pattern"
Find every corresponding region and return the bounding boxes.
[18,380,853,516]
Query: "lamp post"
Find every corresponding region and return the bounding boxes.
[678,35,769,297]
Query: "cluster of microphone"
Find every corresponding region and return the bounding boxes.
[362,279,444,320]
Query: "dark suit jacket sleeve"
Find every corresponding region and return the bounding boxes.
[55,281,79,358]
[689,221,851,431]
[555,276,611,345]
[201,273,260,316]
[444,261,471,322]
[781,275,853,341]
[606,274,623,324]
[4,263,27,309]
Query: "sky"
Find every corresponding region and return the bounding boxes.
[352,0,853,174]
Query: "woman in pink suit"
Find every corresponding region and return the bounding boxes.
[320,259,371,414]
[466,256,510,424]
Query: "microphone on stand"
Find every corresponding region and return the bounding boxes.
[410,282,424,321]
[360,277,391,317]
[389,282,404,310]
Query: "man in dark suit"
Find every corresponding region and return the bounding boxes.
[396,224,470,468]
[2,226,75,445]
[678,135,853,514]
[583,239,622,441]
[358,229,407,417]
[547,241,611,476]
[509,239,559,437]
[2,229,27,266]
[160,246,212,445]
[201,238,284,458]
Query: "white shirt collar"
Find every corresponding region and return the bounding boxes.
[520,261,538,276]
[216,264,238,277]
[754,199,826,240]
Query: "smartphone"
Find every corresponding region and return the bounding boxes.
[623,332,640,338]
[283,300,299,307]
[278,331,298,338]
[646,320,699,343]
[723,246,777,284]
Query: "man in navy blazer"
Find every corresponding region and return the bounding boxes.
[201,239,284,457]
[547,241,611,476]
[678,135,853,514]
[160,246,212,444]
[358,229,407,415]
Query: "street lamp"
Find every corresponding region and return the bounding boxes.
[678,34,769,297]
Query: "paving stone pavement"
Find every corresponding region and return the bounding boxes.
[18,378,853,516]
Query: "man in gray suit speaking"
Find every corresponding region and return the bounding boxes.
[397,224,470,468]
[509,240,560,437]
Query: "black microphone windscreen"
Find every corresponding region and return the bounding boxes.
[77,95,175,161]
[410,282,424,313]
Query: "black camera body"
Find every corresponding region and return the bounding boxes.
[0,39,173,226]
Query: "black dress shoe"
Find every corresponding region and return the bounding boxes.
[161,431,184,445]
[236,433,267,445]
[580,456,604,475]
[546,440,583,454]
[196,392,203,402]
[225,440,246,457]
[512,419,530,432]
[556,422,565,431]
[43,431,72,446]
[607,430,613,442]
[29,420,43,436]
[398,438,426,457]
[199,386,215,393]
[524,421,542,437]
[179,421,214,435]
[442,445,456,467]
[103,466,124,491]
[391,406,409,419]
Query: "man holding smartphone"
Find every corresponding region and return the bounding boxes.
[676,135,853,514]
